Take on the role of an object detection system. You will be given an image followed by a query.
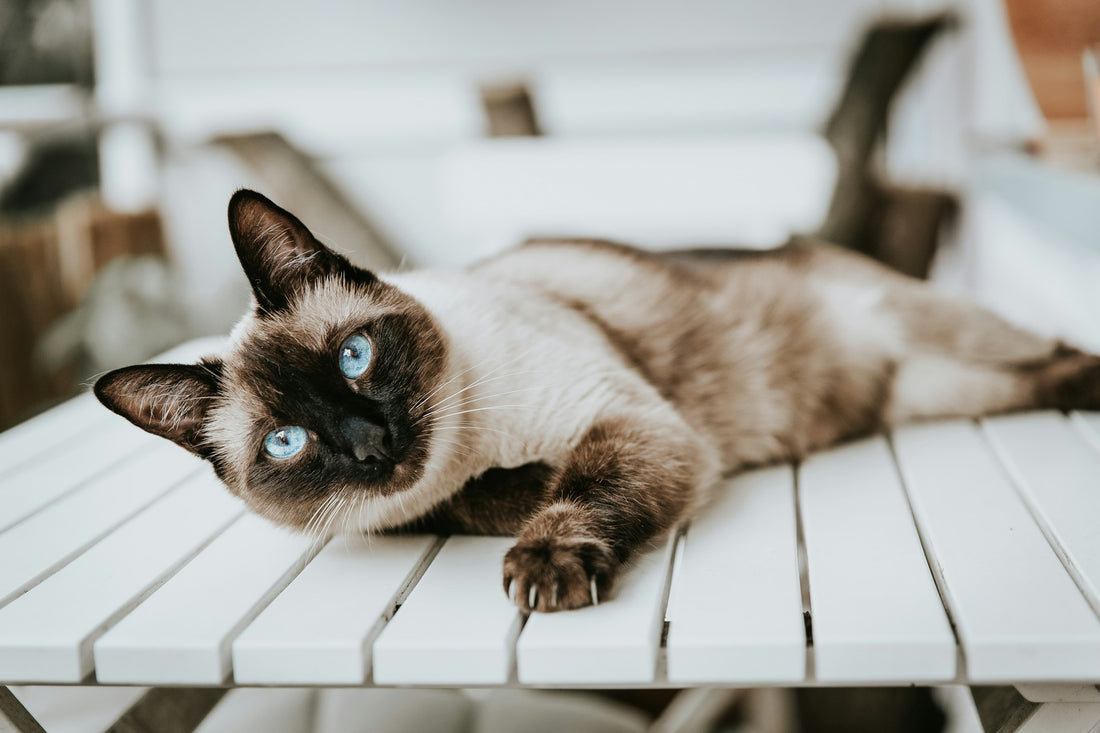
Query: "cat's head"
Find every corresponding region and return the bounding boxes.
[95,190,450,532]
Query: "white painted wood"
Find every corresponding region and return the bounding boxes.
[1015,702,1100,733]
[151,0,874,75]
[440,136,835,253]
[372,536,521,685]
[0,394,110,477]
[233,534,438,685]
[799,436,956,682]
[0,442,202,607]
[892,420,1100,681]
[1016,684,1100,703]
[0,469,242,682]
[147,336,226,364]
[516,533,675,685]
[1073,411,1100,455]
[665,467,805,684]
[0,422,155,533]
[0,335,223,481]
[8,684,148,733]
[94,514,319,684]
[934,685,983,733]
[194,689,315,733]
[983,412,1100,614]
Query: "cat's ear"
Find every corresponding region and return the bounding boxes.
[94,361,222,458]
[227,190,370,313]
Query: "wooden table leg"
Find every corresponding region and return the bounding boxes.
[971,686,1100,733]
[0,687,46,733]
[105,688,228,733]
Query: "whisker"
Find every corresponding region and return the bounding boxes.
[412,344,544,413]
[426,404,528,422]
[430,424,517,439]
[419,382,553,423]
[304,493,339,538]
[423,368,555,415]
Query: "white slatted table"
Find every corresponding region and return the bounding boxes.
[1,341,1099,733]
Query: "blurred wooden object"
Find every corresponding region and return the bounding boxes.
[0,198,165,431]
[817,16,957,279]
[1005,0,1100,120]
[213,132,400,270]
[1029,118,1100,171]
[481,81,542,137]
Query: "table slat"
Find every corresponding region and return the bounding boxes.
[0,422,155,533]
[892,420,1100,681]
[94,514,320,684]
[982,412,1100,615]
[0,394,110,477]
[0,443,202,607]
[0,335,225,479]
[799,436,956,682]
[232,534,439,684]
[0,469,242,682]
[665,467,806,684]
[1072,411,1100,454]
[372,536,521,685]
[516,532,675,684]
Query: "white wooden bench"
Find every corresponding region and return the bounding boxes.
[2,338,1099,733]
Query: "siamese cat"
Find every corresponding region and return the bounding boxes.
[95,190,1100,612]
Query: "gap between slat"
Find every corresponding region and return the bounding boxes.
[791,462,815,683]
[0,397,106,479]
[216,536,336,684]
[884,432,966,677]
[0,441,152,536]
[979,417,1100,621]
[504,611,528,685]
[87,510,246,682]
[0,466,206,610]
[363,535,449,685]
[652,524,688,685]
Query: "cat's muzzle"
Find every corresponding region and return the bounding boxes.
[339,415,392,465]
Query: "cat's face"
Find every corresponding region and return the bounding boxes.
[95,191,449,531]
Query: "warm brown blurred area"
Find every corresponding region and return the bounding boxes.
[0,203,165,428]
[1005,0,1100,119]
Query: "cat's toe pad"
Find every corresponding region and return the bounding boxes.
[502,536,616,613]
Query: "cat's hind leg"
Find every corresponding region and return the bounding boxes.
[884,287,1100,422]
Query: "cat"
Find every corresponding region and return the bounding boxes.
[95,190,1100,612]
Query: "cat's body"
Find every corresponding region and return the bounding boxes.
[96,192,1100,612]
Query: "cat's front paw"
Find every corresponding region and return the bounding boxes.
[502,536,618,613]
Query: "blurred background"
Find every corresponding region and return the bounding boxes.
[2,0,1100,434]
[1,0,1098,730]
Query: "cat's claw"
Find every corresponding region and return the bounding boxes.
[502,535,617,613]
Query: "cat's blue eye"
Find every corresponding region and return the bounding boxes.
[338,334,372,379]
[264,426,308,459]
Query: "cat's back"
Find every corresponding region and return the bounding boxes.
[472,238,902,467]
[470,236,823,318]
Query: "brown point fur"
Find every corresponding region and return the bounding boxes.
[96,196,1100,615]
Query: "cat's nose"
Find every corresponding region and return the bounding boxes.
[339,416,391,463]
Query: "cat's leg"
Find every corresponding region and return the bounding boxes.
[884,287,1100,421]
[502,407,721,612]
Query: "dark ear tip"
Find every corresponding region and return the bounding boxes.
[93,369,125,410]
[228,189,272,218]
